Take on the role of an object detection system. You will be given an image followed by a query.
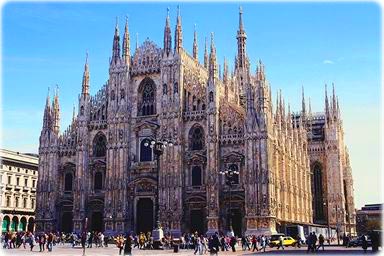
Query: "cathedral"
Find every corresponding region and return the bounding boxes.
[36,7,356,237]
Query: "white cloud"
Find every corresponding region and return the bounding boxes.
[323,60,334,64]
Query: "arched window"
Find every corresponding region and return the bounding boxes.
[313,163,324,221]
[94,172,103,190]
[93,133,107,157]
[138,77,156,116]
[163,84,167,95]
[189,125,204,151]
[174,82,178,94]
[140,138,152,162]
[228,164,239,185]
[64,173,73,191]
[191,166,202,186]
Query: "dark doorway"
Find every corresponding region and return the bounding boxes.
[229,209,242,236]
[190,209,205,235]
[61,212,73,233]
[136,198,154,234]
[27,217,34,232]
[91,212,103,232]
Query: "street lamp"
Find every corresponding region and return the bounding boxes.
[323,201,331,244]
[144,138,173,249]
[219,165,239,236]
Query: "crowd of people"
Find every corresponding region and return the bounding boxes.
[1,229,381,254]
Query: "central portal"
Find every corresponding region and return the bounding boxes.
[190,209,205,235]
[136,198,154,234]
[91,212,103,232]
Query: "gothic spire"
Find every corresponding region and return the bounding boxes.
[82,51,90,96]
[193,24,198,61]
[52,85,60,135]
[174,5,183,54]
[209,32,217,79]
[72,104,76,124]
[43,88,51,129]
[163,7,172,57]
[122,16,130,65]
[204,37,208,69]
[301,85,306,116]
[325,83,330,118]
[332,82,337,116]
[223,57,229,84]
[236,6,247,69]
[111,17,121,65]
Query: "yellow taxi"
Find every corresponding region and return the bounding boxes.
[269,236,297,247]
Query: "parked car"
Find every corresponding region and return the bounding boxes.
[347,236,372,247]
[269,236,297,247]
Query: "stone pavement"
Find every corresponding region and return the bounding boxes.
[0,244,377,256]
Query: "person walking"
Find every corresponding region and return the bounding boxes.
[277,235,284,250]
[124,233,133,256]
[29,233,36,251]
[261,235,267,252]
[316,234,325,251]
[251,235,259,252]
[311,232,317,252]
[230,236,237,252]
[47,232,53,252]
[361,235,368,253]
[194,235,201,255]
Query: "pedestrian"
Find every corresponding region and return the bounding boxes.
[261,235,267,252]
[208,236,217,256]
[311,232,317,252]
[124,233,133,256]
[361,235,368,253]
[194,235,201,255]
[317,234,325,251]
[251,235,259,252]
[29,233,36,251]
[47,232,53,252]
[39,233,46,252]
[277,235,284,250]
[230,236,237,252]
[306,233,313,253]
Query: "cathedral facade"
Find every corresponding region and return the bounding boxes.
[35,7,356,236]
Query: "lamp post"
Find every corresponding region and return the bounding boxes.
[219,165,239,236]
[144,138,173,249]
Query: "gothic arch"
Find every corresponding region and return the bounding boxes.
[189,124,205,151]
[138,77,156,116]
[312,161,325,222]
[93,132,107,157]
[140,138,153,162]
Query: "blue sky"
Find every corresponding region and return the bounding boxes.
[1,2,381,209]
